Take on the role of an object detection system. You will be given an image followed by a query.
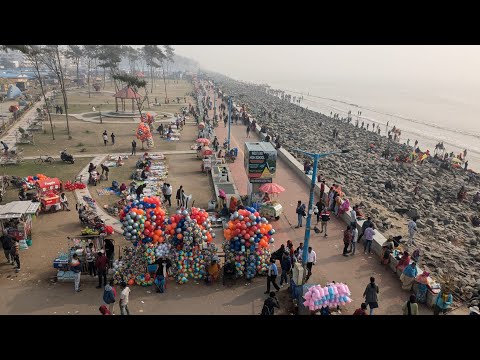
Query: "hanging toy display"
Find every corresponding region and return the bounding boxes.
[302,283,352,311]
[119,196,166,245]
[112,245,153,286]
[164,208,218,284]
[136,115,155,148]
[222,207,274,279]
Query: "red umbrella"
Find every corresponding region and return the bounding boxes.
[196,138,210,145]
[259,183,285,194]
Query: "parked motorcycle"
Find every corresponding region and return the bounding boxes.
[60,149,75,164]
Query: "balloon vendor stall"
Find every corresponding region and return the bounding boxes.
[302,283,353,312]
[222,207,274,280]
[165,207,218,284]
[136,114,155,148]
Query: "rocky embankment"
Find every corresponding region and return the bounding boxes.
[209,72,480,304]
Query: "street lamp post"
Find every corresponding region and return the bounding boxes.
[293,148,350,283]
[227,95,232,152]
[213,82,216,122]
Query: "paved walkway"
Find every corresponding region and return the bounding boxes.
[22,150,196,161]
[207,84,423,315]
[70,150,197,234]
[0,91,53,144]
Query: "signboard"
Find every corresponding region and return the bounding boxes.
[244,142,277,179]
[250,178,273,184]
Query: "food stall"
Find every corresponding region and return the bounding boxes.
[36,177,62,212]
[0,200,40,246]
[257,182,285,221]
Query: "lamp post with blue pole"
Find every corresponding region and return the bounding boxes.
[227,95,232,152]
[293,148,350,283]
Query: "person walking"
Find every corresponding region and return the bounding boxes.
[104,238,115,267]
[402,294,419,315]
[103,279,116,315]
[95,250,108,289]
[295,200,306,228]
[319,207,331,237]
[246,124,251,138]
[110,132,115,145]
[71,253,82,293]
[164,183,172,207]
[279,252,292,287]
[363,277,379,315]
[315,200,323,224]
[131,139,137,155]
[264,258,280,294]
[350,225,358,255]
[305,247,316,281]
[358,217,373,243]
[407,218,417,246]
[119,281,131,315]
[342,225,352,256]
[363,224,375,254]
[103,133,108,146]
[261,292,280,315]
[350,205,358,228]
[0,231,13,265]
[85,242,97,277]
[319,180,326,202]
[176,185,184,208]
[10,238,20,272]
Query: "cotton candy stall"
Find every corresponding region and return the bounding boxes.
[164,208,218,284]
[119,196,166,245]
[222,207,274,279]
[302,283,353,311]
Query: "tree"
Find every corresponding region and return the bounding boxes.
[2,45,55,140]
[122,46,139,74]
[97,45,123,91]
[64,45,83,87]
[41,45,71,135]
[163,45,175,82]
[83,45,99,98]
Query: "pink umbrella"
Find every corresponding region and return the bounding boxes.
[196,138,210,145]
[259,183,285,194]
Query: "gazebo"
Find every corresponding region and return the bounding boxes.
[113,86,142,113]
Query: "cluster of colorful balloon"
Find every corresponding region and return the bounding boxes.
[222,207,274,279]
[155,242,171,258]
[136,121,154,148]
[112,246,148,286]
[303,283,352,311]
[141,112,155,126]
[21,174,49,189]
[144,243,156,265]
[164,209,218,284]
[119,196,166,245]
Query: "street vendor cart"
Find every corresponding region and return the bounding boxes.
[36,177,62,213]
[259,201,283,221]
[0,200,40,246]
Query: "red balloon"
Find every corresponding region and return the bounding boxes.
[244,234,250,240]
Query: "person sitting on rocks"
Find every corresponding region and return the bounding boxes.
[457,186,467,202]
[472,192,480,204]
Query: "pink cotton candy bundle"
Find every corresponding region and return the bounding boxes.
[333,285,339,296]
[344,284,351,295]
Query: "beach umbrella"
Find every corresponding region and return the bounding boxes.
[201,146,213,156]
[259,183,285,194]
[196,138,210,145]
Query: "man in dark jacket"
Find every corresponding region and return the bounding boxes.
[1,232,13,264]
[358,217,373,244]
[96,251,109,288]
[279,252,291,287]
[104,238,115,266]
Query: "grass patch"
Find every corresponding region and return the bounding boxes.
[1,158,92,204]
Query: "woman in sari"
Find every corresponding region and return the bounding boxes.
[395,251,410,272]
[381,237,395,265]
[400,262,418,291]
[415,271,430,304]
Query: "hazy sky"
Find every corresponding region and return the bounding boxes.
[174,45,480,87]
